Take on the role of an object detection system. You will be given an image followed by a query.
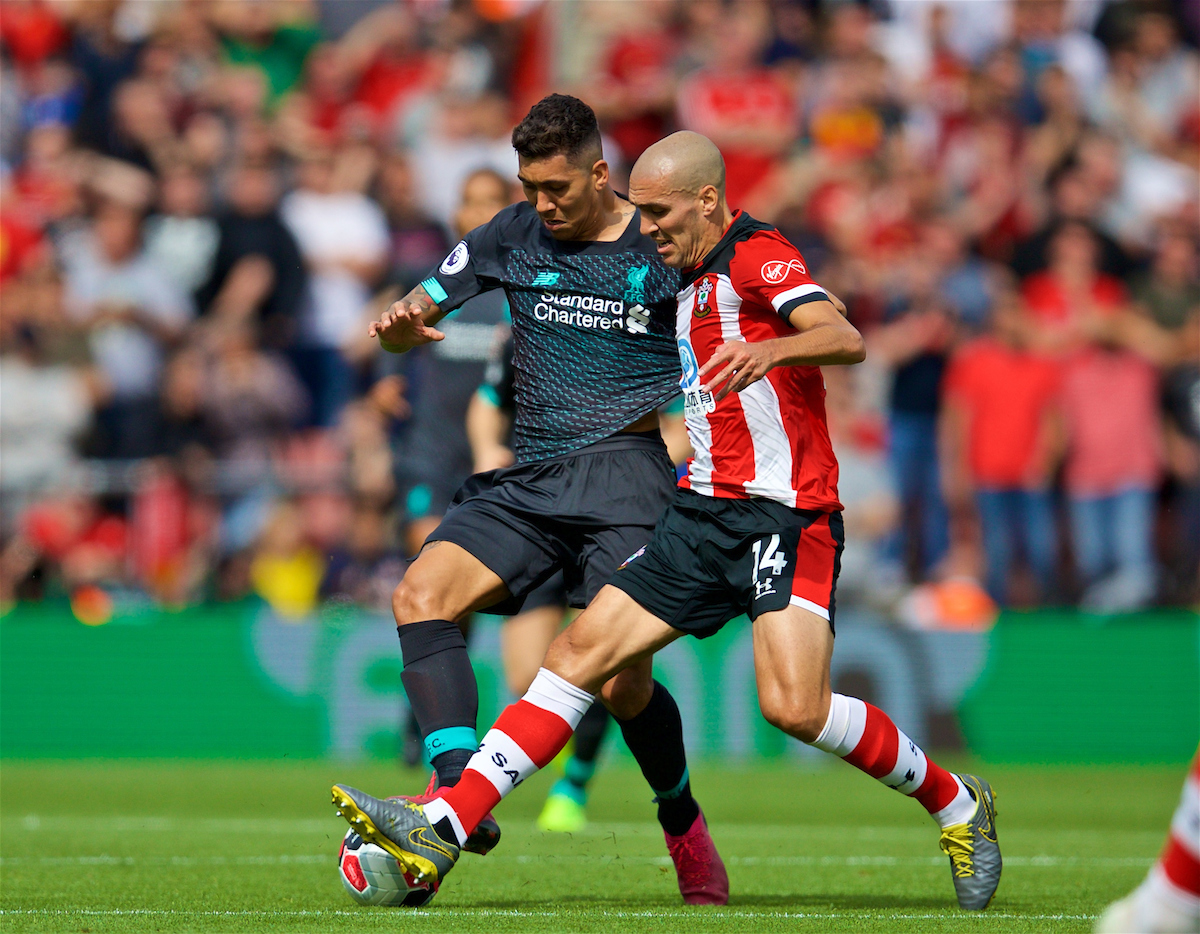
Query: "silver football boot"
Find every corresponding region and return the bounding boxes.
[331,784,460,885]
[938,773,1002,910]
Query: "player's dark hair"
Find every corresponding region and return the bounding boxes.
[511,94,602,167]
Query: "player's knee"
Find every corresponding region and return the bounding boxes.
[543,629,606,694]
[760,694,827,744]
[392,578,444,625]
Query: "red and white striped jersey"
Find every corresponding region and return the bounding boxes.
[676,211,842,511]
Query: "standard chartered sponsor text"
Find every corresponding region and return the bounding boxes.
[534,290,626,329]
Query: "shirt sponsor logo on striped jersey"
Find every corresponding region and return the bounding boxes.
[761,258,806,283]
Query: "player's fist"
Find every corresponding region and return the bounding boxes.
[368,300,445,353]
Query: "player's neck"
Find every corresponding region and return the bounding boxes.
[577,186,632,243]
[689,206,737,267]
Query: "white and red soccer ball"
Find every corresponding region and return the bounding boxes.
[337,829,439,907]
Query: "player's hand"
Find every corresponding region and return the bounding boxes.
[699,340,774,401]
[368,300,444,352]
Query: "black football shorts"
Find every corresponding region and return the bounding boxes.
[426,430,675,615]
[610,488,844,638]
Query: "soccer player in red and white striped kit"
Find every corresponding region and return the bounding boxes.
[331,132,1002,910]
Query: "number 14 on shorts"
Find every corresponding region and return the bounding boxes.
[751,534,787,599]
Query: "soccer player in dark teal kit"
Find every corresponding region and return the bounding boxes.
[361,95,727,904]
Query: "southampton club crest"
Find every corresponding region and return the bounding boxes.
[694,276,716,318]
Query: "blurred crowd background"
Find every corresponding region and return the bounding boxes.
[0,0,1197,625]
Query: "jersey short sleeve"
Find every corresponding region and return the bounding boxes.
[729,230,828,323]
[417,210,508,313]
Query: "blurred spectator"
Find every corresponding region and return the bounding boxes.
[586,1,679,163]
[196,162,307,339]
[199,321,309,465]
[868,226,969,581]
[281,148,388,426]
[1025,223,1163,611]
[128,458,217,606]
[336,2,436,139]
[376,150,450,294]
[65,0,144,152]
[0,1,69,74]
[942,294,1061,604]
[1021,220,1127,352]
[210,0,321,107]
[1129,226,1200,335]
[0,270,99,515]
[322,499,406,612]
[10,495,126,596]
[61,200,193,458]
[405,91,517,233]
[676,3,794,209]
[249,499,324,619]
[143,162,221,295]
[824,365,902,606]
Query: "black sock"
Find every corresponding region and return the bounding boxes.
[572,701,611,769]
[430,749,474,787]
[398,620,478,788]
[616,680,699,836]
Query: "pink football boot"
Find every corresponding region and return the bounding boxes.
[664,809,729,905]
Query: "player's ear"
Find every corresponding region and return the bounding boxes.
[699,184,720,217]
[591,159,609,191]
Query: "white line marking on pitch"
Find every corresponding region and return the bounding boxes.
[0,909,1101,921]
[0,853,1154,868]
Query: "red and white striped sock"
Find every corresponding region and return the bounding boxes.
[1126,753,1200,931]
[811,693,976,829]
[425,668,594,845]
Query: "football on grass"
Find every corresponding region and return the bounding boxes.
[338,829,439,906]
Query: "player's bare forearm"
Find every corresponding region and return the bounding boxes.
[467,390,514,472]
[367,283,447,353]
[699,300,865,400]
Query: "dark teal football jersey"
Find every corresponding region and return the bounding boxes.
[419,201,680,462]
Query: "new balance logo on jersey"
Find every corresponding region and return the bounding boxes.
[761,258,806,283]
[531,271,560,287]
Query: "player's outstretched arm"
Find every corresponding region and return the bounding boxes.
[367,283,448,354]
[699,297,865,400]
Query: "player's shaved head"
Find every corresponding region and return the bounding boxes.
[628,132,732,269]
[631,131,725,198]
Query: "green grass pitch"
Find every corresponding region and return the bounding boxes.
[0,758,1183,933]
